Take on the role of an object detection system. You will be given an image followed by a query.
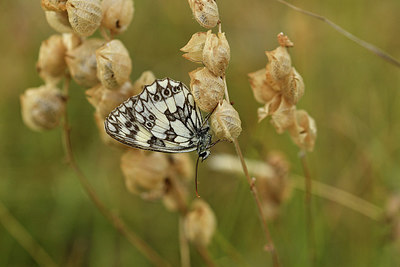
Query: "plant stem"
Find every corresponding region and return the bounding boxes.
[0,200,58,267]
[276,0,400,68]
[233,140,280,267]
[299,150,316,267]
[61,76,171,267]
[179,216,191,267]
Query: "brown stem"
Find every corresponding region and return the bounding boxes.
[233,139,280,267]
[276,0,400,68]
[0,201,58,267]
[61,76,171,267]
[195,245,216,267]
[299,150,316,267]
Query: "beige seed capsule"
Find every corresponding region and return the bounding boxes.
[265,46,292,91]
[121,149,169,197]
[96,39,132,90]
[66,0,102,37]
[65,38,104,87]
[281,67,305,105]
[86,84,129,119]
[131,71,156,96]
[101,0,134,35]
[20,85,65,131]
[210,100,242,142]
[180,31,207,63]
[41,0,67,12]
[248,68,277,104]
[36,34,67,84]
[45,11,72,33]
[189,67,224,113]
[288,109,317,151]
[184,199,216,246]
[188,0,219,29]
[62,33,82,52]
[203,31,230,76]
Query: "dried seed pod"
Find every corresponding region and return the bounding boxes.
[168,153,193,181]
[65,38,104,87]
[184,199,216,246]
[181,32,207,63]
[277,32,294,48]
[20,85,65,131]
[62,33,82,52]
[162,177,189,213]
[66,0,102,37]
[101,0,134,35]
[189,67,224,112]
[210,100,242,142]
[281,67,304,105]
[257,95,281,123]
[265,46,292,91]
[45,11,72,33]
[96,39,132,90]
[188,0,219,29]
[257,151,291,221]
[288,109,317,151]
[248,68,277,104]
[203,31,230,76]
[36,34,67,84]
[121,149,169,197]
[131,71,156,96]
[93,110,125,148]
[86,84,129,118]
[41,0,67,12]
[270,97,296,133]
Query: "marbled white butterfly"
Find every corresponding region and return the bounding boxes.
[104,78,213,161]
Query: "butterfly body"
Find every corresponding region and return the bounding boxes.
[104,78,212,161]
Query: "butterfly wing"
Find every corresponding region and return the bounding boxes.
[104,78,203,153]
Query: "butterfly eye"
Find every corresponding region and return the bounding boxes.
[162,88,171,97]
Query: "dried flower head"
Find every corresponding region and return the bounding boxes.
[288,109,317,151]
[203,31,230,76]
[189,67,224,112]
[281,67,305,105]
[210,100,242,142]
[65,38,104,87]
[96,39,132,90]
[181,32,207,63]
[36,34,67,84]
[41,0,67,12]
[62,33,82,52]
[188,0,219,29]
[257,151,291,221]
[277,32,294,48]
[121,149,169,198]
[131,71,156,96]
[168,153,194,181]
[45,11,72,33]
[248,68,276,104]
[265,46,292,91]
[184,199,216,246]
[86,84,129,119]
[20,85,65,131]
[101,0,134,35]
[66,0,102,37]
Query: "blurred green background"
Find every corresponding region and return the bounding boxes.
[1,0,400,266]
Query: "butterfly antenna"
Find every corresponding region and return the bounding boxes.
[195,155,201,198]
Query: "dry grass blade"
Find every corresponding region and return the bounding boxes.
[276,0,400,68]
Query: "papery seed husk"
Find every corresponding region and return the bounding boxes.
[281,67,304,105]
[45,10,72,33]
[86,84,129,119]
[288,109,317,151]
[277,32,294,47]
[257,94,282,123]
[101,0,134,35]
[188,0,219,29]
[265,46,292,91]
[181,31,207,63]
[36,34,67,84]
[210,100,242,142]
[184,199,217,246]
[203,31,230,76]
[65,38,104,87]
[20,85,65,131]
[66,0,102,37]
[168,153,193,181]
[189,67,224,113]
[121,149,169,195]
[270,97,296,134]
[62,33,82,52]
[41,0,67,12]
[131,71,156,96]
[248,68,277,104]
[96,39,132,90]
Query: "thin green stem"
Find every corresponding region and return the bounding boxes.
[0,200,58,267]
